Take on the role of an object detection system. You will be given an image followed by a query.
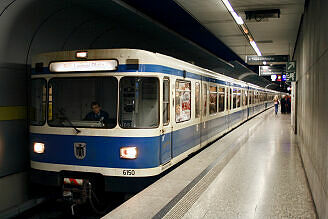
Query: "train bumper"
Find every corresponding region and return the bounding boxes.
[29,168,158,193]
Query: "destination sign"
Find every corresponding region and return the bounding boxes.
[50,60,118,72]
[259,65,286,76]
[246,55,289,65]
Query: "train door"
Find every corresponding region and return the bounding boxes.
[195,82,201,148]
[247,88,250,119]
[160,77,173,164]
[227,86,233,130]
[200,81,208,147]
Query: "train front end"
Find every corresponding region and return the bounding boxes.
[29,49,163,211]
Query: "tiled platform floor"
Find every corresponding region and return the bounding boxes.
[183,112,317,218]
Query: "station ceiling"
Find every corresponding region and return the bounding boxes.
[0,0,302,91]
[175,0,305,61]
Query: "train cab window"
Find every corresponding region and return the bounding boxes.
[120,77,159,128]
[195,82,201,118]
[218,86,225,112]
[48,77,118,128]
[163,78,170,126]
[202,84,207,117]
[30,79,46,125]
[175,80,191,123]
[209,85,217,114]
[236,89,241,108]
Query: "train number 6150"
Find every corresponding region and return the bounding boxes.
[122,169,135,175]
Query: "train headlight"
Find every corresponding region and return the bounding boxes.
[34,142,45,154]
[120,147,138,159]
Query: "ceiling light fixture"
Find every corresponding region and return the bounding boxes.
[221,0,262,56]
[250,41,262,56]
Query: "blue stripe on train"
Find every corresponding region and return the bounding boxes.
[30,110,256,169]
[30,134,161,169]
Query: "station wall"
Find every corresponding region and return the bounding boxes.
[294,0,328,218]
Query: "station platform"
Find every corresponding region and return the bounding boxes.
[105,109,317,219]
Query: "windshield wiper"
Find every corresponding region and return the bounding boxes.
[58,108,81,134]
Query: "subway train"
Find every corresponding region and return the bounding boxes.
[29,49,278,211]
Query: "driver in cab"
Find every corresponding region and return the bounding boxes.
[84,102,109,125]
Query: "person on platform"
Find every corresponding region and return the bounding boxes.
[273,95,280,116]
[281,95,286,114]
[286,95,291,114]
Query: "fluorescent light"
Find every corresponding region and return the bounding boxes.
[231,11,244,24]
[221,0,262,56]
[222,0,244,25]
[250,41,262,56]
[221,0,234,12]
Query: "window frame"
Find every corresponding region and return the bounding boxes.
[232,88,237,109]
[236,88,241,108]
[163,77,170,126]
[218,86,225,112]
[30,78,47,126]
[119,76,160,129]
[209,84,218,115]
[202,83,208,117]
[195,82,201,119]
[175,79,192,123]
[47,76,119,129]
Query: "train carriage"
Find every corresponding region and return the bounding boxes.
[29,49,277,211]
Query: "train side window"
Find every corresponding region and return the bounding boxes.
[163,77,170,126]
[209,85,217,114]
[243,90,247,106]
[119,77,159,129]
[175,80,191,123]
[236,89,241,108]
[218,86,225,112]
[195,82,200,118]
[230,88,233,110]
[202,83,207,117]
[232,88,237,109]
[226,88,229,111]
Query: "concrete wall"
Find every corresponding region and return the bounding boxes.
[294,0,328,218]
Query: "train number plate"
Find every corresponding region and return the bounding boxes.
[122,169,135,176]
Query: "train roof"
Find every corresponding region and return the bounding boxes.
[32,49,278,93]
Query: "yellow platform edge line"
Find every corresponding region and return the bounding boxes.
[0,106,27,121]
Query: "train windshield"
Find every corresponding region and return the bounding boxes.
[119,77,159,128]
[30,79,47,125]
[48,77,118,128]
